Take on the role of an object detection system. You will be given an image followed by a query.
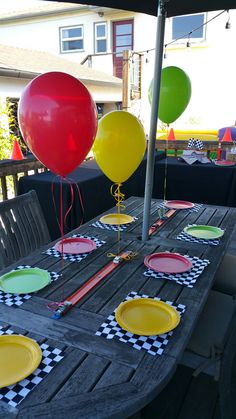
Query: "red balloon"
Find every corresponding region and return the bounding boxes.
[18,72,97,176]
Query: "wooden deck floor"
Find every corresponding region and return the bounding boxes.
[139,365,221,419]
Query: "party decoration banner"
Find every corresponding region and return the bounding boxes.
[18,71,97,177]
[93,111,146,183]
[149,66,191,124]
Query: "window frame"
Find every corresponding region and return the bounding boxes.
[171,13,207,44]
[59,24,84,53]
[94,21,107,54]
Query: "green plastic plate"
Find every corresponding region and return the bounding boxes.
[184,225,224,240]
[0,268,51,294]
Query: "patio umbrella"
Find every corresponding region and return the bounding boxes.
[41,0,236,240]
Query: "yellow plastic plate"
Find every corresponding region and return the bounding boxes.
[0,335,42,388]
[115,298,180,336]
[99,213,134,225]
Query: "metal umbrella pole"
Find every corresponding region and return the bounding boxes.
[142,0,166,241]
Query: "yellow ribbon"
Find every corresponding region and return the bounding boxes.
[107,251,138,261]
[110,183,126,211]
[110,183,126,252]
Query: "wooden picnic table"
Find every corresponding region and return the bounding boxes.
[0,196,235,418]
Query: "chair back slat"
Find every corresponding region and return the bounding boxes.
[0,190,51,269]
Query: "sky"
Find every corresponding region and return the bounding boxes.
[0,0,53,13]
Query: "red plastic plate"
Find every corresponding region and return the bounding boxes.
[164,200,195,209]
[144,252,193,274]
[54,237,97,254]
[214,160,235,166]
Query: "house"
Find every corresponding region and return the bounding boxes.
[0,42,122,117]
[0,1,236,131]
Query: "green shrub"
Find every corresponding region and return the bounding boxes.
[0,100,25,160]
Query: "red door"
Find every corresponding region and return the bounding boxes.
[112,20,134,79]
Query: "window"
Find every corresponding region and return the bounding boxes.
[94,22,107,53]
[60,25,84,53]
[96,103,104,119]
[172,13,206,42]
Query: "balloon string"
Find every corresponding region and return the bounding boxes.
[51,176,67,237]
[59,176,65,301]
[63,181,74,226]
[163,124,169,202]
[110,183,126,211]
[66,178,84,227]
[51,176,85,234]
[110,183,125,253]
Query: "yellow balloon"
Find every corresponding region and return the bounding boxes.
[93,111,146,183]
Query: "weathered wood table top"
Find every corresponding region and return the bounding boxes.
[0,196,235,419]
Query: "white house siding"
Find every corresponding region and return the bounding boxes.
[0,75,121,104]
[136,10,236,132]
[160,11,236,130]
[0,76,31,98]
[0,8,136,62]
[0,7,236,132]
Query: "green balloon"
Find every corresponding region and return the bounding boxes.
[149,66,191,124]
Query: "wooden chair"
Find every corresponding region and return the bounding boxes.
[181,290,236,418]
[212,253,236,296]
[0,190,51,269]
[218,316,236,419]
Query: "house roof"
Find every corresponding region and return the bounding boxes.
[0,2,108,22]
[0,43,122,87]
[40,0,236,17]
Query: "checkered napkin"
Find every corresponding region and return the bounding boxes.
[0,325,65,408]
[177,225,222,246]
[90,217,138,232]
[0,265,60,308]
[96,291,186,356]
[44,234,106,262]
[143,255,210,288]
[187,138,204,150]
[157,202,202,214]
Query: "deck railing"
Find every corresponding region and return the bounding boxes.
[156,140,234,158]
[1,140,234,201]
[0,155,47,201]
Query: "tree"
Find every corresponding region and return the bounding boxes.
[0,99,26,160]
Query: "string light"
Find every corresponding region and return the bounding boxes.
[145,51,149,63]
[130,9,228,59]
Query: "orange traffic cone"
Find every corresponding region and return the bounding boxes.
[11,139,25,160]
[167,128,176,141]
[221,127,233,143]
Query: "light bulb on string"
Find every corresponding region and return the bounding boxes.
[225,10,231,29]
[163,44,167,59]
[186,32,192,48]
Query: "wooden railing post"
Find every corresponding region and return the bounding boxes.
[122,50,131,111]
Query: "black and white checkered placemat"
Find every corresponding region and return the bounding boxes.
[157,202,202,214]
[90,217,138,231]
[0,325,65,407]
[44,234,106,262]
[96,291,186,356]
[144,255,210,288]
[177,225,222,246]
[0,265,60,308]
